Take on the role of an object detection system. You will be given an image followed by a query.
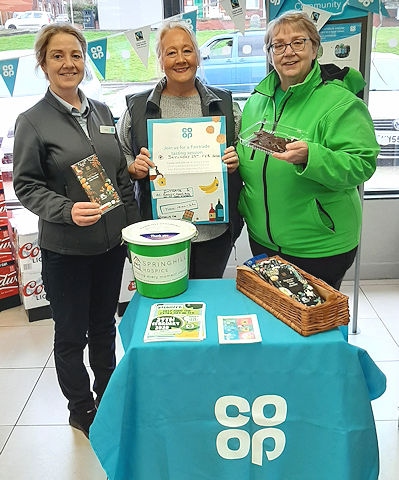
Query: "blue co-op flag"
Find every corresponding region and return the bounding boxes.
[347,0,387,15]
[182,9,197,33]
[0,58,19,96]
[87,38,107,79]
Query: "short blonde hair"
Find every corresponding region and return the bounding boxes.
[265,10,320,62]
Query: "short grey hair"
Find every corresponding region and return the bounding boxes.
[265,10,320,63]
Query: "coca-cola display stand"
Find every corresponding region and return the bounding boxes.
[117,257,136,316]
[7,208,52,322]
[0,173,21,311]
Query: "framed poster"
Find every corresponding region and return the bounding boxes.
[318,16,369,76]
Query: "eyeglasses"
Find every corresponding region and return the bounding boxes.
[268,38,310,55]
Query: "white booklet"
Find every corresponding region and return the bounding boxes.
[217,314,262,344]
[144,302,206,342]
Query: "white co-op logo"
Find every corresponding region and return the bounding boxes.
[215,395,287,466]
[2,64,15,77]
[90,45,104,60]
[358,0,374,8]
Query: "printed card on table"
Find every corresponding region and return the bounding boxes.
[147,117,229,225]
[144,302,206,342]
[71,154,121,214]
[217,314,262,344]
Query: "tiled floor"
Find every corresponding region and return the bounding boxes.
[0,280,398,480]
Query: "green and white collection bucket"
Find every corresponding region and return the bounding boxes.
[122,219,197,298]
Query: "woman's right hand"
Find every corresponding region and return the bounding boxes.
[128,147,155,180]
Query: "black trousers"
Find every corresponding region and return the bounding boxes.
[41,244,126,415]
[189,228,232,279]
[249,237,357,290]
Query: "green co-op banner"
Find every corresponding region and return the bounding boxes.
[269,0,388,21]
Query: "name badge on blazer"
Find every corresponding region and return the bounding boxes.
[100,125,116,134]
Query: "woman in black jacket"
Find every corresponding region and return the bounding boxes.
[117,20,243,278]
[13,24,140,438]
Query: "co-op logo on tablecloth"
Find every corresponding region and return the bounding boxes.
[215,395,287,466]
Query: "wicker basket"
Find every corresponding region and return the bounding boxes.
[236,256,349,336]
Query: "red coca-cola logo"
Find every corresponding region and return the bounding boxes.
[22,280,44,297]
[19,242,41,259]
[128,281,136,292]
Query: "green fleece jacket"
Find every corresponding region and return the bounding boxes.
[237,61,379,258]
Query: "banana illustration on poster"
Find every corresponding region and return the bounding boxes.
[147,117,229,225]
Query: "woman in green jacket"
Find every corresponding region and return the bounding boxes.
[237,10,379,289]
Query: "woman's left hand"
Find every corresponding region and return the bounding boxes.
[71,202,102,226]
[272,141,309,165]
[222,145,239,173]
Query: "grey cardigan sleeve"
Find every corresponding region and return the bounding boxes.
[116,109,136,168]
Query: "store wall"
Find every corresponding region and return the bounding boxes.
[97,0,163,29]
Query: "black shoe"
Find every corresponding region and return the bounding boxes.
[69,408,96,439]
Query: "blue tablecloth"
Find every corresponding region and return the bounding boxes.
[90,279,386,480]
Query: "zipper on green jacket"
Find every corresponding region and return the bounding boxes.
[262,91,293,250]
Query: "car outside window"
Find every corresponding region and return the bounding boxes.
[0,13,397,195]
[204,39,233,59]
[238,36,266,57]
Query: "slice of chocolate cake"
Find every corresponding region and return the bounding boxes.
[248,129,296,154]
